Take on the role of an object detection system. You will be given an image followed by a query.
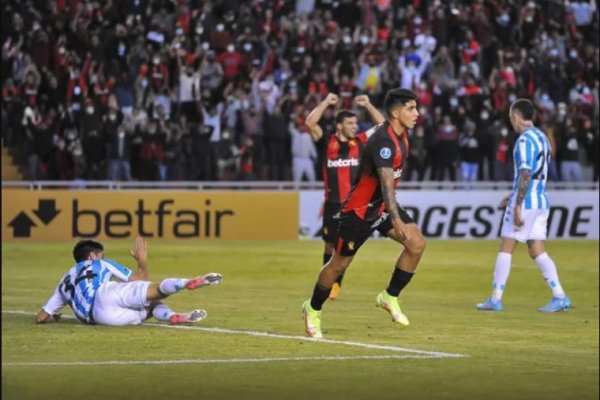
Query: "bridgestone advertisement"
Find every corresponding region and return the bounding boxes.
[299,190,599,240]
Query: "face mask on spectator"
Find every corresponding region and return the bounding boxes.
[109,113,117,121]
[216,24,224,32]
[449,98,458,108]
[153,57,160,65]
[480,111,489,120]
[500,128,508,137]
[196,26,204,35]
[86,106,94,114]
[360,35,369,45]
[243,43,252,52]
[227,44,235,52]
[342,36,351,44]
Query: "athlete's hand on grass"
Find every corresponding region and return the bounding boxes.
[129,237,148,265]
[514,206,524,229]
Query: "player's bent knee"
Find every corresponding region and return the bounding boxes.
[408,236,426,255]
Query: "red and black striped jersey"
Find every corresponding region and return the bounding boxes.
[320,132,368,204]
[341,121,409,221]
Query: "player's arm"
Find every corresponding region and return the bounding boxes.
[36,286,66,324]
[128,236,149,281]
[377,167,411,241]
[513,137,534,227]
[371,136,411,241]
[354,95,385,125]
[305,93,339,142]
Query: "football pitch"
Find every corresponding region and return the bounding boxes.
[2,239,598,400]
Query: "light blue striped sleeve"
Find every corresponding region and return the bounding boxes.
[102,259,133,282]
[516,136,533,170]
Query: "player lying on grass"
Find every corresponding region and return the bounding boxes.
[35,237,222,326]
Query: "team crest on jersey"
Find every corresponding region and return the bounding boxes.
[349,139,356,147]
[323,227,329,235]
[380,147,392,159]
[347,241,355,251]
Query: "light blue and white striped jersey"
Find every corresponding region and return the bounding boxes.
[42,259,132,324]
[511,127,551,210]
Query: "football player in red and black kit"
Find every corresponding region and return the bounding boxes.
[302,88,426,338]
[305,93,385,300]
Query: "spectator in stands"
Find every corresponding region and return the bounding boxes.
[2,0,597,184]
[459,120,481,189]
[434,115,459,182]
[289,115,317,183]
[107,124,132,182]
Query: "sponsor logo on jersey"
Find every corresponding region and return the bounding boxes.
[327,158,360,168]
[380,147,392,159]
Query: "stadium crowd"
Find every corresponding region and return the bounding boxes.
[1,0,598,183]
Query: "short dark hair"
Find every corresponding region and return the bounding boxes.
[510,99,535,121]
[384,88,418,115]
[334,110,356,125]
[73,240,104,262]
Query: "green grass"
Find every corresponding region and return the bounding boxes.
[2,240,598,400]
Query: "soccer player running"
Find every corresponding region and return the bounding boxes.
[36,237,223,326]
[302,88,426,338]
[305,93,385,300]
[477,99,571,312]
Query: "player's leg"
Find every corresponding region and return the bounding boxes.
[476,237,517,311]
[322,202,345,299]
[376,208,424,326]
[302,211,368,338]
[527,210,571,312]
[147,300,207,325]
[477,204,524,311]
[145,272,223,300]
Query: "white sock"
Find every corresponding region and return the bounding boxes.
[534,252,566,299]
[152,303,175,321]
[158,278,190,295]
[491,252,512,302]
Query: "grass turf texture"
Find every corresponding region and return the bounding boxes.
[2,240,598,400]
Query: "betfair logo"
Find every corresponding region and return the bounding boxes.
[8,199,61,237]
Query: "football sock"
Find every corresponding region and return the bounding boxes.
[534,252,566,299]
[310,283,331,311]
[491,252,512,302]
[386,268,414,297]
[335,271,345,287]
[323,252,332,266]
[152,303,175,321]
[158,278,190,295]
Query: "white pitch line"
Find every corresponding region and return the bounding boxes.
[3,355,436,367]
[3,310,467,359]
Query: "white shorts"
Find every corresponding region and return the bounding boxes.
[92,281,152,326]
[501,207,549,243]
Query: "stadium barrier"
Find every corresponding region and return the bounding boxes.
[2,181,598,241]
[300,190,599,240]
[2,189,298,241]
